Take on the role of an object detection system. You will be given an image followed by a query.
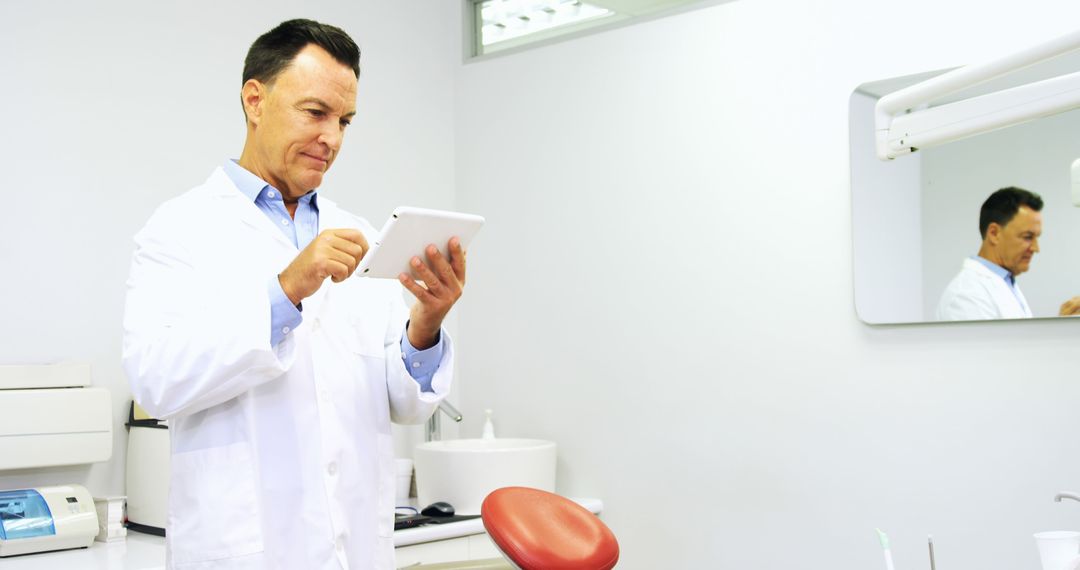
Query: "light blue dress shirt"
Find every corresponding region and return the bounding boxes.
[972,255,1030,313]
[222,160,444,391]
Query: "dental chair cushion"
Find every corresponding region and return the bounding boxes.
[481,487,619,570]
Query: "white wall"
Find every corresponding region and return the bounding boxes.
[850,91,923,323]
[454,1,1080,568]
[0,1,458,494]
[921,109,1080,318]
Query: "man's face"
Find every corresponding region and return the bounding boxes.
[990,205,1042,275]
[243,44,357,201]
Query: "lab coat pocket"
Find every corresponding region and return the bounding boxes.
[169,442,264,564]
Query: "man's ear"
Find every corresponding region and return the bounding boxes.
[241,79,266,126]
[986,222,1002,245]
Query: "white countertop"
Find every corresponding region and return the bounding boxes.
[2,532,166,570]
[1,498,603,569]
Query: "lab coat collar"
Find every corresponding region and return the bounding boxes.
[971,255,1016,286]
[205,167,296,252]
[204,165,367,317]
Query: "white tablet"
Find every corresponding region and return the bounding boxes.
[356,206,485,279]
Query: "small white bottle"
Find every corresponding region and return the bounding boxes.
[481,409,496,440]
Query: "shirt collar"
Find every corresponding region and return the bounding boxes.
[972,255,1015,285]
[222,159,318,208]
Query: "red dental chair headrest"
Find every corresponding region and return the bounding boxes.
[481,486,619,570]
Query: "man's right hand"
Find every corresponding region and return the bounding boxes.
[279,229,368,305]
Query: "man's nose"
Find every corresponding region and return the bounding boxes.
[318,122,344,151]
[1032,238,1040,253]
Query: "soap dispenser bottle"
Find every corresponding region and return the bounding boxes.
[481,409,496,440]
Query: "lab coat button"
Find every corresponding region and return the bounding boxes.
[327,462,337,476]
[335,537,344,551]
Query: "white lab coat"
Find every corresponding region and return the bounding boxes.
[122,167,452,570]
[935,257,1032,321]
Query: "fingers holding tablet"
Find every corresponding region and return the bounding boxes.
[401,238,468,349]
[356,207,482,279]
[400,240,463,297]
[447,237,466,285]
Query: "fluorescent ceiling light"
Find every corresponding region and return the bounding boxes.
[479,0,614,47]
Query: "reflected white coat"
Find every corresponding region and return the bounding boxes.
[122,167,452,569]
[936,258,1032,321]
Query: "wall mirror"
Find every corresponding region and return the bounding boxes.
[850,52,1080,324]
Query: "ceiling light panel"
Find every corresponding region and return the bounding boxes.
[478,0,614,48]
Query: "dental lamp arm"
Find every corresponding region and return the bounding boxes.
[1055,491,1080,503]
[875,29,1080,160]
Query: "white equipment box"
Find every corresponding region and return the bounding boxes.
[0,364,112,470]
[0,484,99,557]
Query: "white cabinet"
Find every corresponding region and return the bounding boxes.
[0,365,112,470]
[394,533,501,567]
[466,533,501,559]
[395,536,471,566]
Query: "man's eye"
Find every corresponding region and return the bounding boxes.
[340,119,351,128]
[307,109,325,117]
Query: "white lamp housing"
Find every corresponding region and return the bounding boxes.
[875,30,1080,161]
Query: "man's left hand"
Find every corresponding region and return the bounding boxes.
[400,237,466,349]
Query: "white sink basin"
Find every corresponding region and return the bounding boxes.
[413,438,556,515]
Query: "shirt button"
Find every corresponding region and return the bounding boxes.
[268,190,275,198]
[282,326,291,334]
[411,361,421,369]
[281,219,290,226]
[327,462,337,476]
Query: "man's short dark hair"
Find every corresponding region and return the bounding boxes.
[243,19,360,87]
[979,186,1044,238]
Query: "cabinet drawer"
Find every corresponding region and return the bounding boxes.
[395,537,470,567]
[467,534,501,560]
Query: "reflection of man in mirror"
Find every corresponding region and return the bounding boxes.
[936,187,1043,321]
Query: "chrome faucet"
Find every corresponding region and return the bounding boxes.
[1055,491,1080,503]
[425,400,462,442]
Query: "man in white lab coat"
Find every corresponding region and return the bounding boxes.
[936,187,1043,321]
[122,20,463,569]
